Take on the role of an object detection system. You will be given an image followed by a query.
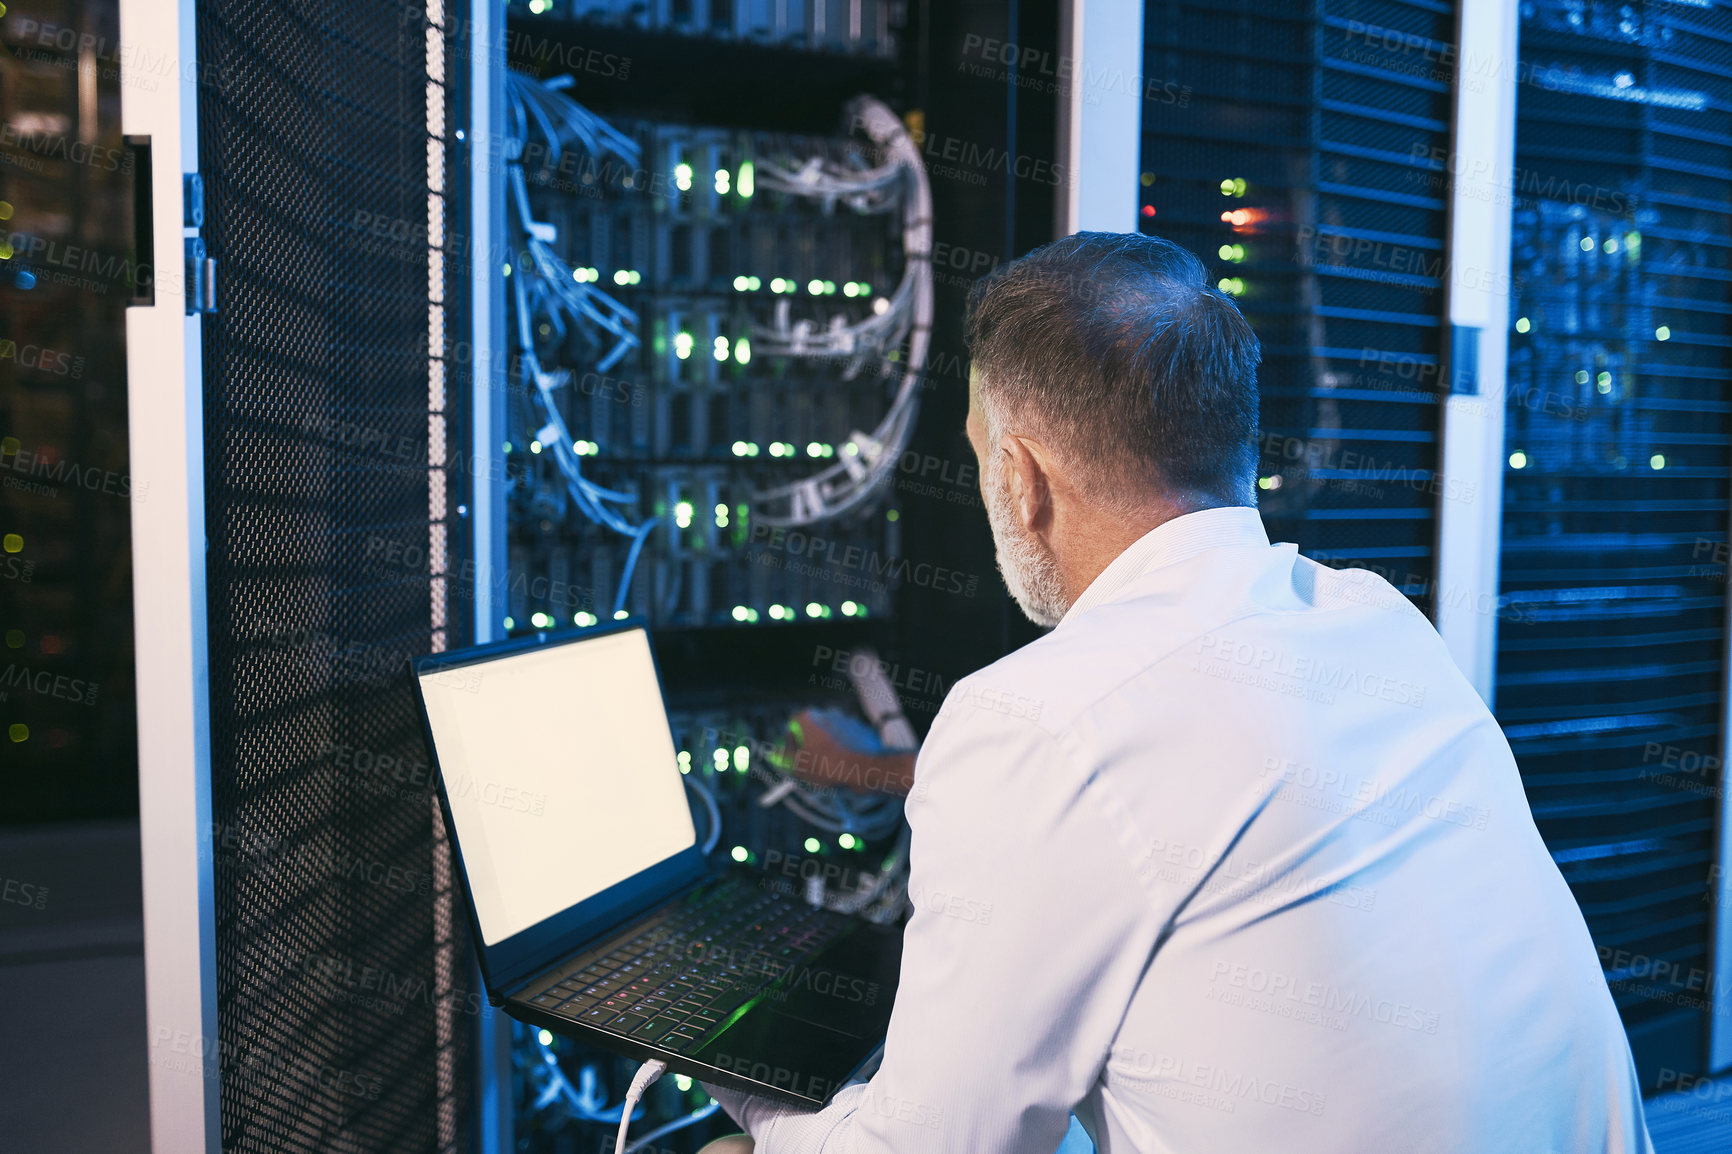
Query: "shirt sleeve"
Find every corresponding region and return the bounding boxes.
[701,685,1165,1153]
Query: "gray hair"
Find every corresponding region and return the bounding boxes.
[964,231,1262,508]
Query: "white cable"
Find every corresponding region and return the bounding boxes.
[684,773,723,854]
[623,1099,723,1154]
[614,1059,668,1154]
[504,75,657,613]
[751,95,934,526]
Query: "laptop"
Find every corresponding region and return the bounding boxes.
[412,620,903,1107]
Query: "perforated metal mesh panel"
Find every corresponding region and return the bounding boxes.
[1499,0,1732,1088]
[1142,0,1455,605]
[196,0,471,1147]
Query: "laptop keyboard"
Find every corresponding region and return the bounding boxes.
[524,880,851,1053]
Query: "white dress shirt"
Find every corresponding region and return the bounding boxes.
[706,506,1652,1153]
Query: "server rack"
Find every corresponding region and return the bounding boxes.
[1127,0,1732,1096]
[478,4,1061,1147]
[1140,0,1457,604]
[1496,0,1732,1089]
[0,0,140,821]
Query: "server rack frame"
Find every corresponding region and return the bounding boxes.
[119,0,221,1147]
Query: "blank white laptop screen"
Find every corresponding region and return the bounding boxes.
[418,628,696,946]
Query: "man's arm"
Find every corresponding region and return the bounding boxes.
[775,707,917,797]
[705,690,1165,1153]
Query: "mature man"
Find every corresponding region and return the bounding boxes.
[702,231,1651,1152]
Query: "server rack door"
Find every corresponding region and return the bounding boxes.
[193,0,474,1149]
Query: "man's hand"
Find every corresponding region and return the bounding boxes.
[772,708,917,797]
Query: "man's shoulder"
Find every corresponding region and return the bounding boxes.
[938,557,1446,740]
[940,594,1210,738]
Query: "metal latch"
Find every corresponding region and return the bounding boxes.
[184,173,216,316]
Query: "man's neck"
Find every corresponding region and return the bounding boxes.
[1054,496,1232,608]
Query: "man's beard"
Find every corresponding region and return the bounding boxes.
[983,461,1070,627]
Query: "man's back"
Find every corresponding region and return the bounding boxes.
[915,507,1649,1152]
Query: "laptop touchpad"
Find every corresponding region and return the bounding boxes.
[760,934,898,1038]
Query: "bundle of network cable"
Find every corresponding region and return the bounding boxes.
[503,72,654,617]
[748,95,934,527]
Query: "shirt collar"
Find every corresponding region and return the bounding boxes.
[1058,505,1271,627]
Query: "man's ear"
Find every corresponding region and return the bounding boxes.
[999,434,1053,532]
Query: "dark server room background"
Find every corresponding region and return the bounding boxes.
[5,0,1732,1151]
